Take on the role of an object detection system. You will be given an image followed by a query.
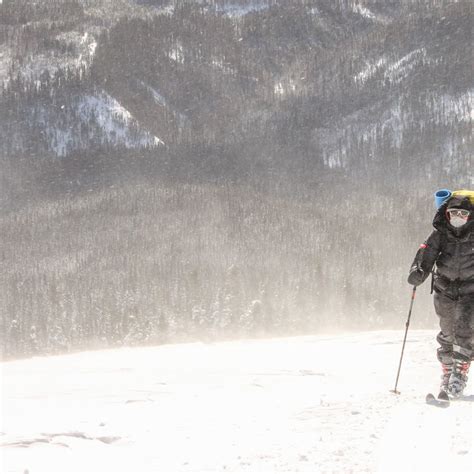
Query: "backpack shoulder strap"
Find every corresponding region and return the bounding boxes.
[430,231,446,294]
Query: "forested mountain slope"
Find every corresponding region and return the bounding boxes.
[1,0,472,358]
[1,0,471,173]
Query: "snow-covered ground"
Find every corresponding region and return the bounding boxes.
[1,330,473,473]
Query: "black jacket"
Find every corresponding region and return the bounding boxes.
[408,195,474,298]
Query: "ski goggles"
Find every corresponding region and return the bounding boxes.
[447,208,470,218]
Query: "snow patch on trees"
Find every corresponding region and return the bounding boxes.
[354,49,427,85]
[351,3,390,24]
[319,89,472,171]
[384,48,427,85]
[168,41,185,63]
[435,89,474,124]
[274,79,297,96]
[77,93,163,145]
[13,31,99,84]
[0,44,10,85]
[45,92,164,156]
[214,1,269,17]
[138,81,188,128]
[353,3,376,20]
[354,57,387,84]
[139,81,167,107]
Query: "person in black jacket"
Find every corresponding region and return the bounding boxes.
[408,194,474,397]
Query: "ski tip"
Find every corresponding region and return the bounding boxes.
[426,392,450,407]
[437,390,450,402]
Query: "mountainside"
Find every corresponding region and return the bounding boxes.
[1,0,472,175]
[1,0,472,359]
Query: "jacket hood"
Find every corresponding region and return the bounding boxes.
[446,194,473,211]
[433,195,474,236]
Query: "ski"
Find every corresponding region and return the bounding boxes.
[425,392,450,407]
[437,390,450,402]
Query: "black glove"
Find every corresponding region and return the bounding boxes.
[407,265,425,286]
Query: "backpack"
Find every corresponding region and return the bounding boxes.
[435,189,474,209]
[451,189,474,205]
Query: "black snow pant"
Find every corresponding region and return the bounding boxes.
[435,291,474,364]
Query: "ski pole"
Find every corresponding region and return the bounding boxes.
[391,285,417,395]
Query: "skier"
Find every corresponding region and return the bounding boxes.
[408,192,474,398]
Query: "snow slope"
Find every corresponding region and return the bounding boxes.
[1,330,473,473]
[39,91,163,156]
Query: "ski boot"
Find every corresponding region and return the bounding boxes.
[439,362,452,394]
[448,359,470,398]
